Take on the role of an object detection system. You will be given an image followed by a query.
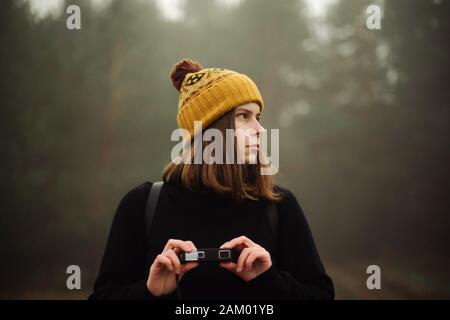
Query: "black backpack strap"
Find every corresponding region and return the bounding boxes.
[145,181,164,249]
[145,181,182,299]
[266,201,279,263]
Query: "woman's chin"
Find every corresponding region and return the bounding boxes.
[245,154,258,164]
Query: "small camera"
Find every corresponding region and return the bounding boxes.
[178,248,242,264]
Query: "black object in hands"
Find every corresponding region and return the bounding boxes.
[178,248,242,264]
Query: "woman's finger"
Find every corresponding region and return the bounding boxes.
[154,254,173,272]
[244,249,267,271]
[236,247,252,272]
[220,235,258,249]
[170,241,196,260]
[172,247,181,255]
[185,241,197,251]
[164,249,181,275]
[163,239,194,253]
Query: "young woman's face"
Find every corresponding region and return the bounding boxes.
[234,102,265,164]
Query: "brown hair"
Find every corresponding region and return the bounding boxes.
[162,111,282,203]
[164,58,282,203]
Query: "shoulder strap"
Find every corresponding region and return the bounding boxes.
[144,181,183,299]
[145,181,164,244]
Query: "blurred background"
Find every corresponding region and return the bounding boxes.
[0,0,449,299]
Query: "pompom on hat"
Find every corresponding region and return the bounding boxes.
[169,59,264,142]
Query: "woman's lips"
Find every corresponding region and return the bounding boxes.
[247,144,260,150]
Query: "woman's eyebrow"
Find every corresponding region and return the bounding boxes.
[236,108,261,115]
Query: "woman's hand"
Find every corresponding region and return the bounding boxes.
[147,239,199,297]
[219,235,272,282]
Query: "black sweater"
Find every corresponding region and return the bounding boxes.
[88,181,334,300]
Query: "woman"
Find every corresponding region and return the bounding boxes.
[88,59,334,300]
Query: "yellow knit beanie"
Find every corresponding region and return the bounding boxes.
[170,59,264,141]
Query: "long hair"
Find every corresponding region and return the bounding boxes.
[162,108,283,203]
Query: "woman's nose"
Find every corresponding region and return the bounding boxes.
[255,120,266,136]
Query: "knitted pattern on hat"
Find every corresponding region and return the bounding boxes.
[177,67,264,140]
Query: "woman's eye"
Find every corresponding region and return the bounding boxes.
[237,113,248,120]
